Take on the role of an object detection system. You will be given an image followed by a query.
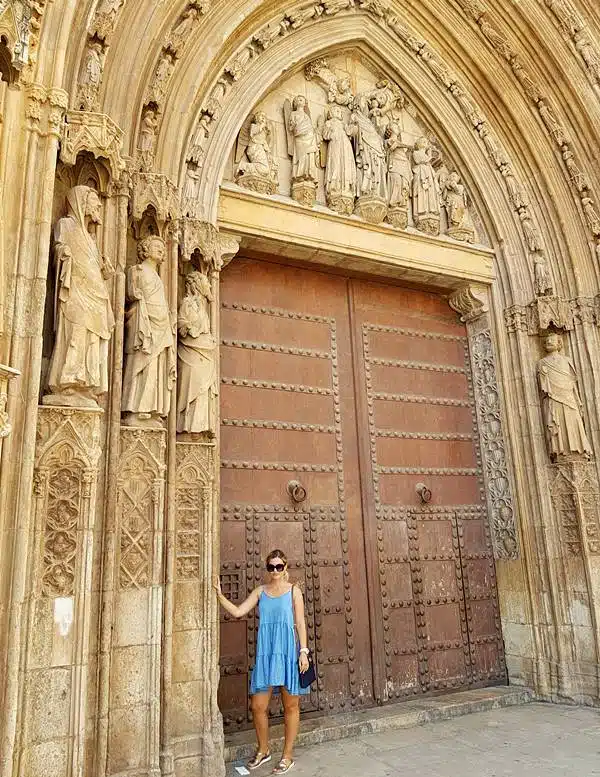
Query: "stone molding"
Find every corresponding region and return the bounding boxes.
[60,110,126,180]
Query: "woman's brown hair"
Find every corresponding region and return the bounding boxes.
[266,549,288,566]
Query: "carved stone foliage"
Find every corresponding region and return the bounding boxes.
[60,110,125,181]
[179,218,239,270]
[34,407,102,597]
[449,285,488,323]
[175,443,212,580]
[117,428,166,589]
[469,329,519,559]
[548,461,600,557]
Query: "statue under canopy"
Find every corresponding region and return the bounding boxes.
[537,333,592,460]
[122,235,175,425]
[44,185,115,407]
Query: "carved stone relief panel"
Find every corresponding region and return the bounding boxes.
[217,52,488,243]
[28,406,102,777]
[117,427,166,589]
[548,462,600,557]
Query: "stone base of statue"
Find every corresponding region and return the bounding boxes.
[236,171,278,196]
[355,195,387,224]
[448,225,475,243]
[415,214,440,236]
[291,179,317,208]
[42,389,101,409]
[121,411,166,429]
[386,205,409,229]
[327,192,355,216]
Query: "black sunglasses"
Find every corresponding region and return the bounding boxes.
[266,563,285,572]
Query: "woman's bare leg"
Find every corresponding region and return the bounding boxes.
[251,690,273,753]
[280,688,300,761]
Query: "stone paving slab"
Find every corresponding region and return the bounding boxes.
[225,686,532,763]
[227,702,600,777]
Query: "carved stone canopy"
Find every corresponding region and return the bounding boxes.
[60,111,126,181]
[180,218,240,270]
[130,171,180,223]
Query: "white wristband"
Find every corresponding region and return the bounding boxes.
[299,647,309,655]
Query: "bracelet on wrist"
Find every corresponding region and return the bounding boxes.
[299,647,309,655]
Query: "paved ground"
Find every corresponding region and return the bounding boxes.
[230,703,600,777]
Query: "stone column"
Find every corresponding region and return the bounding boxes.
[0,84,68,777]
[168,221,238,777]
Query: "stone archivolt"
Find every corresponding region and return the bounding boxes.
[3,2,600,777]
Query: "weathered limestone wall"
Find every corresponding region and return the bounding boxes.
[1,2,600,777]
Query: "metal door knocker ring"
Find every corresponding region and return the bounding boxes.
[287,480,307,503]
[416,483,432,504]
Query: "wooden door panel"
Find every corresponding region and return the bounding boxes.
[351,278,505,702]
[219,262,506,729]
[219,259,373,731]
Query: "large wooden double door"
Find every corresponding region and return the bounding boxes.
[218,257,505,731]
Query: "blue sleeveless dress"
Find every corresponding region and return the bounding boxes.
[250,588,310,696]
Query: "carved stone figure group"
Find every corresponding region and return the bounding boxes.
[233,60,475,240]
[43,185,217,434]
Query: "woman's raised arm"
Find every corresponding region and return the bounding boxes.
[214,576,261,619]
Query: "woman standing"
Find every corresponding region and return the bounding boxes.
[214,550,310,774]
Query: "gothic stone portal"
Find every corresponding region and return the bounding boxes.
[218,258,505,730]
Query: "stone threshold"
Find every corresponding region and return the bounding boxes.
[225,686,534,763]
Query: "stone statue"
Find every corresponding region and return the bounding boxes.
[182,164,201,217]
[177,270,217,433]
[44,186,114,407]
[412,136,440,235]
[537,333,592,460]
[168,7,200,51]
[442,171,475,242]
[122,236,175,426]
[188,114,210,164]
[284,95,319,206]
[235,111,279,195]
[319,104,356,215]
[534,254,554,297]
[385,122,412,228]
[347,97,388,222]
[138,107,158,168]
[81,42,103,86]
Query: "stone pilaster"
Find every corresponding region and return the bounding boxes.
[18,406,103,777]
[449,285,519,559]
[106,427,166,777]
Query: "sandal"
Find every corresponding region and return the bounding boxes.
[247,751,271,770]
[272,759,295,774]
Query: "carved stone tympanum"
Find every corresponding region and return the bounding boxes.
[122,235,175,426]
[44,185,115,408]
[348,97,388,223]
[537,333,592,461]
[177,270,217,434]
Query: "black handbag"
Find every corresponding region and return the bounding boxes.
[299,650,316,689]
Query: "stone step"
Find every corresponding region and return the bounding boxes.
[225,686,534,765]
